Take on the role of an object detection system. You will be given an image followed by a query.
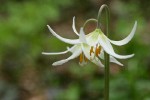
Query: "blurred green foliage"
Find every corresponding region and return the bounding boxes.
[0,0,150,100]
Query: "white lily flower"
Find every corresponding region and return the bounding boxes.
[42,26,104,67]
[87,22,137,59]
[42,17,123,67]
[72,17,137,65]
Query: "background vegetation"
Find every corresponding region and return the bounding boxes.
[0,0,150,100]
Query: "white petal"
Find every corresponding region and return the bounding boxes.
[110,56,123,66]
[99,51,123,66]
[42,49,69,55]
[86,30,100,46]
[98,35,134,59]
[47,25,80,44]
[81,44,104,67]
[67,45,81,53]
[42,45,77,55]
[72,16,79,36]
[79,61,87,66]
[92,57,104,67]
[79,27,87,43]
[52,46,82,66]
[108,21,137,46]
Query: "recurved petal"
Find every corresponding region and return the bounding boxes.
[67,44,81,53]
[107,21,137,46]
[92,57,104,67]
[42,45,78,55]
[81,44,104,67]
[79,27,87,43]
[52,46,82,66]
[98,35,134,59]
[72,16,79,36]
[42,49,69,55]
[47,25,80,44]
[99,51,123,66]
[110,56,123,66]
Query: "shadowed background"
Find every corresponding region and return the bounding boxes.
[0,0,150,100]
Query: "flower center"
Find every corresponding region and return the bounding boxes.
[90,44,101,60]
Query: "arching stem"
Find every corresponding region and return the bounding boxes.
[97,4,110,100]
[83,18,97,31]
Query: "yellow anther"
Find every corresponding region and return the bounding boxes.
[79,53,88,64]
[90,46,94,56]
[79,53,83,63]
[95,46,101,57]
[84,56,88,62]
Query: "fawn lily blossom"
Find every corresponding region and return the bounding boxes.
[73,17,137,60]
[42,17,124,67]
[42,27,104,67]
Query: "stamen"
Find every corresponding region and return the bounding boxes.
[79,53,83,63]
[90,46,94,56]
[79,53,88,65]
[84,56,88,62]
[95,46,101,57]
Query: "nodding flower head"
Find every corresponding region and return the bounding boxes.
[42,16,137,67]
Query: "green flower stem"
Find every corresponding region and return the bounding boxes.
[97,4,110,100]
[83,18,97,31]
